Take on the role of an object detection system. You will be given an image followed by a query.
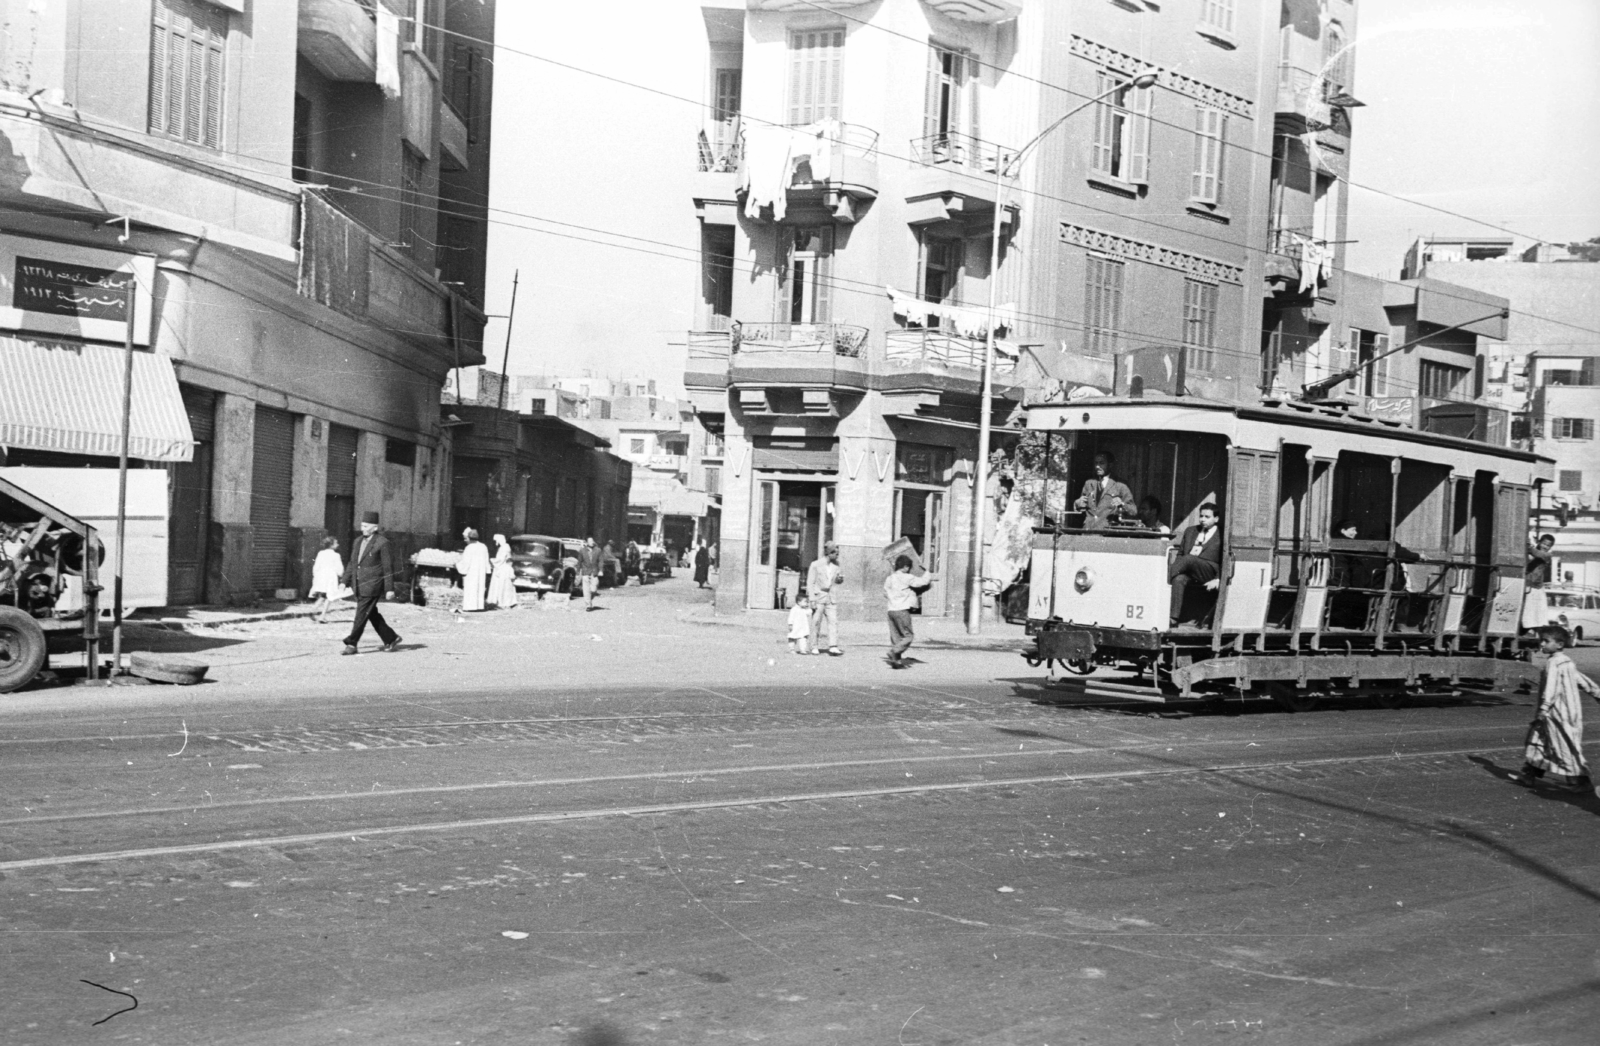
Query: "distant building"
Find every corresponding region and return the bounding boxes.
[1402,235,1600,587]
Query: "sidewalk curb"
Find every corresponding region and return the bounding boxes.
[131,606,326,631]
[676,608,1026,652]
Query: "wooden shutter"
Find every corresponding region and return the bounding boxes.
[923,46,942,143]
[814,227,834,323]
[789,29,843,126]
[150,0,226,147]
[966,53,980,145]
[1091,73,1115,173]
[250,407,296,594]
[1191,107,1224,203]
[1229,449,1279,544]
[1128,83,1151,183]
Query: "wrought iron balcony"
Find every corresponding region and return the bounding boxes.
[696,126,743,174]
[909,132,1017,175]
[733,322,868,358]
[884,328,1014,374]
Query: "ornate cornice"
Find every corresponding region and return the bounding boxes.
[1061,223,1244,285]
[1067,36,1255,119]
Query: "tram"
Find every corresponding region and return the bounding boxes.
[1015,398,1552,710]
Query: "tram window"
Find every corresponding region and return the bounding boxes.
[1330,453,1394,541]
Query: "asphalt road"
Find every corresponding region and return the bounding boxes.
[3,617,1597,1045]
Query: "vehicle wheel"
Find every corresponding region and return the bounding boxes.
[1063,658,1095,676]
[1574,627,1584,642]
[0,607,48,694]
[1267,682,1319,713]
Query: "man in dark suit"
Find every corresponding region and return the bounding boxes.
[340,510,402,655]
[1168,502,1223,627]
[1074,452,1137,529]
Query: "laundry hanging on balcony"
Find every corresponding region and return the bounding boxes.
[740,120,840,221]
[886,287,1017,342]
[375,6,403,99]
[1294,235,1333,295]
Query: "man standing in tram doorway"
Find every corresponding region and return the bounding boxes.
[1075,452,1136,529]
[807,540,845,656]
[1168,503,1223,627]
[340,511,402,655]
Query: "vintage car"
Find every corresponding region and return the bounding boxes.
[1524,585,1600,643]
[507,534,573,596]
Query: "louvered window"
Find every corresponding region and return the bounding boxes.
[1182,279,1218,372]
[1082,255,1124,356]
[1199,0,1236,35]
[1191,107,1226,203]
[149,0,227,149]
[788,29,844,126]
[400,147,427,261]
[1090,73,1151,184]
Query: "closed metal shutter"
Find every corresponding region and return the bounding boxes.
[250,406,295,593]
[324,423,358,548]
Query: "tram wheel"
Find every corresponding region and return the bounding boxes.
[1062,658,1095,676]
[1267,682,1319,713]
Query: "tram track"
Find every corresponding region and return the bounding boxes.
[0,730,1519,873]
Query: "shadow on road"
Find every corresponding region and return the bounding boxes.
[1468,754,1600,821]
[999,676,1519,718]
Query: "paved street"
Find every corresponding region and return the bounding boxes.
[3,579,1598,1045]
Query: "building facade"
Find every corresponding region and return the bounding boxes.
[681,0,1363,619]
[0,0,495,604]
[445,404,632,547]
[1402,236,1600,587]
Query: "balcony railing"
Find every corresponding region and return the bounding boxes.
[908,132,1017,176]
[697,126,742,173]
[733,321,868,358]
[1269,225,1326,256]
[1276,65,1333,128]
[687,330,732,360]
[884,328,1014,374]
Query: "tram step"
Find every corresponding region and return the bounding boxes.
[1042,676,1168,703]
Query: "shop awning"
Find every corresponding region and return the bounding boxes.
[0,337,194,462]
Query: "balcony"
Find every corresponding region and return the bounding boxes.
[904,132,1021,228]
[298,0,377,82]
[1265,225,1332,298]
[884,328,1013,373]
[692,125,743,225]
[727,322,870,404]
[1275,65,1334,135]
[299,190,486,365]
[738,122,881,223]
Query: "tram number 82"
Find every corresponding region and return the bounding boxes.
[1125,605,1145,620]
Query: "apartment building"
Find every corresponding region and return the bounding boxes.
[1403,236,1600,587]
[0,0,494,604]
[682,0,1353,620]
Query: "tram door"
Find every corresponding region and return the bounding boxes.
[893,488,946,614]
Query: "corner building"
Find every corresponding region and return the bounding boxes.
[0,0,494,605]
[684,0,1339,620]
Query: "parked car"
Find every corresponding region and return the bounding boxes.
[1526,585,1600,642]
[556,539,623,588]
[642,545,672,579]
[507,534,573,596]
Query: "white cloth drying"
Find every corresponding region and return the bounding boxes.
[375,6,402,100]
[886,287,1017,339]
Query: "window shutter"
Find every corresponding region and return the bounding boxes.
[923,47,941,142]
[203,32,222,147]
[966,54,980,144]
[1128,83,1151,184]
[814,228,834,323]
[948,53,963,140]
[1191,107,1224,203]
[828,31,844,122]
[788,34,806,125]
[1091,73,1114,174]
[789,30,843,126]
[1107,260,1123,351]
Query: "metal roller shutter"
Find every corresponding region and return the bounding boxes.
[324,423,359,552]
[250,406,295,593]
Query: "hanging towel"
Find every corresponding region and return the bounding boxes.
[799,119,839,183]
[375,6,402,100]
[741,125,796,221]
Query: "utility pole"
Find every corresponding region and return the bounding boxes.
[497,269,519,417]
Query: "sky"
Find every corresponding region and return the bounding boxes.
[481,0,1600,391]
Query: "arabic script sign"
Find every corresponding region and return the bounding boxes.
[13,258,134,322]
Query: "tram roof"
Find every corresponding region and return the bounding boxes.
[1021,398,1553,481]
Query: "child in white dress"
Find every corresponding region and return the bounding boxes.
[787,596,811,654]
[308,537,350,624]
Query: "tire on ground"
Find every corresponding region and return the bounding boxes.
[0,606,47,693]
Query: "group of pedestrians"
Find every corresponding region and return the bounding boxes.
[783,540,939,670]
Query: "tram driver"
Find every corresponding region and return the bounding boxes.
[1074,452,1137,529]
[1168,503,1223,627]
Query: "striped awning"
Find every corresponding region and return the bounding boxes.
[0,337,194,463]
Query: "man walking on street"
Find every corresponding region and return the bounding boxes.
[807,540,844,656]
[341,511,401,655]
[884,555,935,669]
[577,536,602,611]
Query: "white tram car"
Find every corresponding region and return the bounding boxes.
[1018,399,1552,710]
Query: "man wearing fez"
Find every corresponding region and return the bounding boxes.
[340,511,402,655]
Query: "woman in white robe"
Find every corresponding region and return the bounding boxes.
[487,533,518,608]
[456,528,491,612]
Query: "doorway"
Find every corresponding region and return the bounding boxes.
[893,487,947,615]
[748,477,835,609]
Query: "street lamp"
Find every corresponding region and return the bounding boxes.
[967,70,1160,634]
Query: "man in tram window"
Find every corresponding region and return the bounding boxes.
[1074,452,1136,529]
[1330,519,1364,587]
[1136,495,1169,535]
[1526,533,1555,588]
[1168,502,1223,627]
